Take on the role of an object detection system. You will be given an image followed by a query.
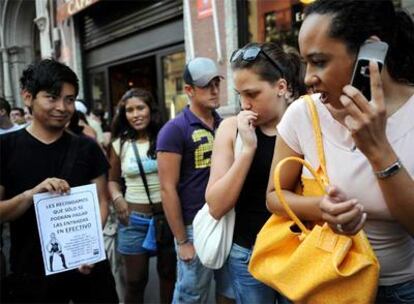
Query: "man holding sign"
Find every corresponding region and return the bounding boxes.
[0,59,118,303]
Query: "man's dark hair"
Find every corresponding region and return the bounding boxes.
[11,107,24,116]
[67,111,85,135]
[0,97,11,115]
[24,105,32,115]
[305,0,414,84]
[20,59,79,99]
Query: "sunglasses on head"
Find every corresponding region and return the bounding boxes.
[230,45,284,77]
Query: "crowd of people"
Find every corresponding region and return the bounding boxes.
[0,0,413,303]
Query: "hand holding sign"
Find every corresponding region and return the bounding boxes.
[34,184,106,275]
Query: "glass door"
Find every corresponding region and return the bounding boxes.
[87,69,110,117]
[157,48,186,121]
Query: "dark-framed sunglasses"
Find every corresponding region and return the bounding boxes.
[230,45,284,77]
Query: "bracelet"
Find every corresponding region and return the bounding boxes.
[112,194,123,204]
[374,159,403,179]
[177,238,189,246]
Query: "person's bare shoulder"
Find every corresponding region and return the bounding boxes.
[217,116,238,136]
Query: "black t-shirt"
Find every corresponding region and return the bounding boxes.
[233,128,276,249]
[0,128,109,274]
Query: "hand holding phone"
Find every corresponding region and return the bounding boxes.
[350,41,388,100]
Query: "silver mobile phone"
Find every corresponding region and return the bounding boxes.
[350,41,388,100]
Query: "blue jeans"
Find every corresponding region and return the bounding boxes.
[172,225,234,304]
[376,280,414,303]
[227,243,290,304]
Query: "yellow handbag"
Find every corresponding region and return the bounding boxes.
[248,96,380,304]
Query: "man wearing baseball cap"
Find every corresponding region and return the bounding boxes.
[157,57,234,303]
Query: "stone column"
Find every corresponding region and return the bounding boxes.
[35,0,53,59]
[0,46,13,102]
[217,0,239,117]
[224,0,239,113]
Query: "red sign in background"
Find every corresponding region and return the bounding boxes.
[197,0,212,19]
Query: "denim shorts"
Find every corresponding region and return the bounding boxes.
[376,280,414,303]
[117,211,152,255]
[172,225,235,303]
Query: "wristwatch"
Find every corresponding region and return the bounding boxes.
[177,238,189,246]
[374,159,403,179]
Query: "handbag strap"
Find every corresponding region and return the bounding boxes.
[274,157,326,235]
[303,95,329,184]
[235,130,242,157]
[274,95,330,235]
[131,141,155,209]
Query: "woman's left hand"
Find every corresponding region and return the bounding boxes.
[339,60,390,158]
[236,110,258,151]
[320,185,367,235]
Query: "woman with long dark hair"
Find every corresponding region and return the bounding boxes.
[108,88,176,303]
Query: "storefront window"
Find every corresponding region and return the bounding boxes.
[89,71,107,112]
[247,0,305,50]
[162,51,186,120]
[246,0,407,50]
[399,0,413,14]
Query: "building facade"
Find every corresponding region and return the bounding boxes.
[1,0,413,118]
[0,0,40,107]
[54,0,185,121]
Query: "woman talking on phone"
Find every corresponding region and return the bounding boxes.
[205,41,305,303]
[266,0,414,302]
[108,88,176,303]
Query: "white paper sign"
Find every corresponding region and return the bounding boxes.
[34,184,106,275]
